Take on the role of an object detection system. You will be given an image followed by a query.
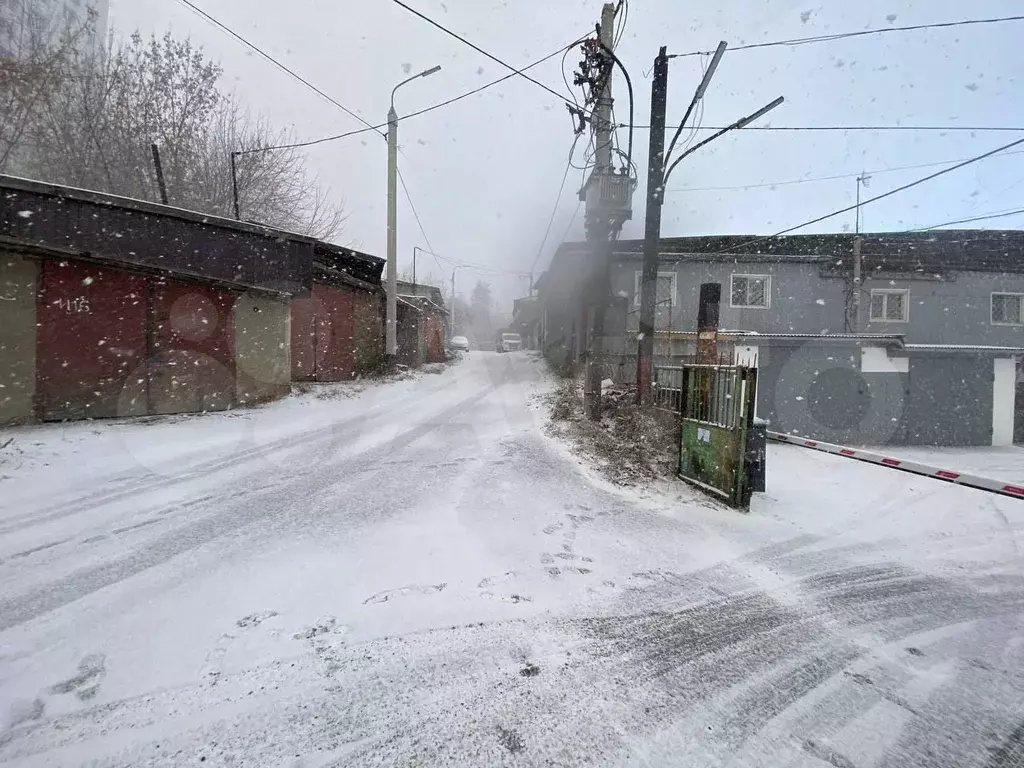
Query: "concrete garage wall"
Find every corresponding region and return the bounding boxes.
[0,253,37,425]
[236,292,291,405]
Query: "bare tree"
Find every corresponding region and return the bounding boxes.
[10,28,345,241]
[0,4,95,171]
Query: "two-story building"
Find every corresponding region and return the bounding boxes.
[537,230,1024,445]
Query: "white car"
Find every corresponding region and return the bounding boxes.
[498,333,522,353]
[449,335,470,352]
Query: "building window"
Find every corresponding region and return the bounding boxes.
[992,292,1023,325]
[730,275,770,308]
[633,271,676,308]
[869,289,909,322]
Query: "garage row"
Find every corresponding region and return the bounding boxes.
[0,175,446,426]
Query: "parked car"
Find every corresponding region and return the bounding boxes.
[497,332,522,353]
[449,335,470,352]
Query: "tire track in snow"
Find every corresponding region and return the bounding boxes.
[0,377,507,632]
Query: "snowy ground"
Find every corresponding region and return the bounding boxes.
[1,352,1022,767]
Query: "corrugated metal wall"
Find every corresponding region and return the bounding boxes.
[36,260,149,420]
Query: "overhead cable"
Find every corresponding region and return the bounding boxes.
[669,15,1024,58]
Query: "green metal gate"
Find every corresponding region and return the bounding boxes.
[677,364,758,509]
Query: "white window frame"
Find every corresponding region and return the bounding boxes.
[869,289,910,323]
[634,270,677,308]
[991,292,1024,326]
[729,274,771,309]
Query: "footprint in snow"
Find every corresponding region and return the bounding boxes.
[477,571,516,589]
[363,583,447,605]
[50,653,106,701]
[236,610,279,628]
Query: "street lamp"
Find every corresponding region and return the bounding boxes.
[386,64,441,362]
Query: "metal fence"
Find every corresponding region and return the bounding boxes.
[653,365,685,412]
[679,365,752,429]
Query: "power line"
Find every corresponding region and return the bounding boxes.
[386,0,584,112]
[174,0,380,136]
[620,123,1024,133]
[531,135,583,275]
[702,135,1024,256]
[669,15,1024,58]
[667,148,1024,193]
[912,207,1024,231]
[236,36,586,156]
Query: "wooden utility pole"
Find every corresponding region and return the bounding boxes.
[636,47,668,405]
[151,144,169,205]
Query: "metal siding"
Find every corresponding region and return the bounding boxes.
[149,279,236,415]
[0,253,38,424]
[235,292,290,405]
[313,283,355,381]
[905,357,994,446]
[290,294,317,380]
[36,260,149,420]
[0,185,313,296]
[426,313,445,363]
[353,292,384,375]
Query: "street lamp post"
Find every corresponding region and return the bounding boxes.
[386,64,441,363]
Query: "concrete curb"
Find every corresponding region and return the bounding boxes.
[767,431,1024,501]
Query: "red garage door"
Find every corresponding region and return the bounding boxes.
[313,283,355,381]
[36,260,149,420]
[291,293,317,380]
[149,279,236,415]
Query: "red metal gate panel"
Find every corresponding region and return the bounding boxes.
[36,260,149,420]
[290,294,317,380]
[149,278,236,415]
[313,283,355,381]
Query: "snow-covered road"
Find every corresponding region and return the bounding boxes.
[1,352,1022,767]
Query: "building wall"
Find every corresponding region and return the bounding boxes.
[752,342,908,446]
[859,271,1024,345]
[235,292,291,405]
[617,260,846,335]
[353,292,383,376]
[0,253,37,425]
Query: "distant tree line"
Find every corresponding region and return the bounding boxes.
[0,10,344,241]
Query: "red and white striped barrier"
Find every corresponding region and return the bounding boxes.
[767,431,1024,501]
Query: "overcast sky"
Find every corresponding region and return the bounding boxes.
[109,0,1024,311]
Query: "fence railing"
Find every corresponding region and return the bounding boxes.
[681,365,750,429]
[653,365,685,412]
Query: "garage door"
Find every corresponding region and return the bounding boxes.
[313,283,355,381]
[149,279,236,415]
[36,260,148,420]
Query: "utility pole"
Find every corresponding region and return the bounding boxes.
[635,41,782,403]
[583,2,624,420]
[151,144,169,205]
[636,47,668,405]
[230,151,241,220]
[386,104,399,362]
